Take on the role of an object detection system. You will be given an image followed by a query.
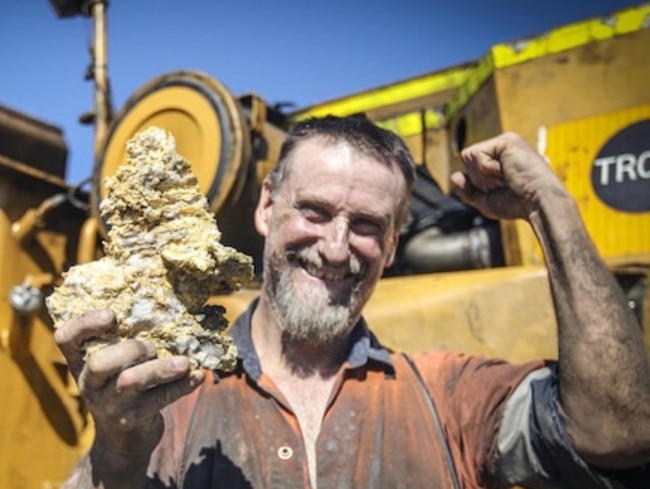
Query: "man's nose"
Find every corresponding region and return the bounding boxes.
[322,218,350,264]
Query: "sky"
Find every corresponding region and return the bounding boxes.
[0,0,643,185]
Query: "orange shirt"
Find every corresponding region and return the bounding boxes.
[147,300,546,488]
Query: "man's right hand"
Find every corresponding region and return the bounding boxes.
[54,309,205,488]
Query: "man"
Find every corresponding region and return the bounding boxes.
[55,115,649,488]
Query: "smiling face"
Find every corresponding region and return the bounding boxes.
[255,136,406,344]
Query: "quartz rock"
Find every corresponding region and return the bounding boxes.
[46,127,253,371]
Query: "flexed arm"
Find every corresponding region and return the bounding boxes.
[54,310,205,489]
[451,132,650,469]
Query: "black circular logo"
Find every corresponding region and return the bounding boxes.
[591,119,650,213]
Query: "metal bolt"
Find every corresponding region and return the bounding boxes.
[9,284,43,314]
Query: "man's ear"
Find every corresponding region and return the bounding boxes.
[254,177,274,237]
[383,232,399,269]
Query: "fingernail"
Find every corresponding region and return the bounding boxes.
[96,309,113,322]
[172,356,189,370]
[142,341,157,358]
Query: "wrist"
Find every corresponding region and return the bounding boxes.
[88,414,163,488]
[528,187,579,232]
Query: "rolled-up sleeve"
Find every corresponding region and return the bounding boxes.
[496,364,648,489]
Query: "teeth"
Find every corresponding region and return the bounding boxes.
[304,263,347,281]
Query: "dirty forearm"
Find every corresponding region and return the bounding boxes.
[61,449,152,489]
[529,190,650,469]
[61,424,161,489]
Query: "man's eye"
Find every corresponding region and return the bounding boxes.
[352,218,383,236]
[301,205,329,222]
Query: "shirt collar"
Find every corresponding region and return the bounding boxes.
[228,297,394,380]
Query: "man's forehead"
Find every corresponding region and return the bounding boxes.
[286,136,384,172]
[283,140,402,211]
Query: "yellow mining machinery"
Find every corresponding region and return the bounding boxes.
[1,2,649,487]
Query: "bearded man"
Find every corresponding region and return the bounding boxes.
[55,115,649,489]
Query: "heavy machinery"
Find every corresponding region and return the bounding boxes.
[1,1,649,487]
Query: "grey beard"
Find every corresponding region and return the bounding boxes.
[265,253,363,345]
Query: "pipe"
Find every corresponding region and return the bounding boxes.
[11,194,67,245]
[89,0,112,157]
[77,216,100,264]
[403,226,492,273]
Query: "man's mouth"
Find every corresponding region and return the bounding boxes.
[299,258,351,282]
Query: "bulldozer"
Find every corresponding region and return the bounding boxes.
[1,1,648,487]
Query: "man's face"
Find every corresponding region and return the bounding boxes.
[255,136,404,344]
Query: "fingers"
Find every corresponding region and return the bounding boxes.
[80,342,199,403]
[450,170,501,220]
[55,309,207,435]
[111,367,205,431]
[81,346,205,432]
[115,356,194,393]
[460,137,508,192]
[452,132,558,220]
[450,170,487,205]
[81,339,157,392]
[54,309,117,376]
[450,171,469,198]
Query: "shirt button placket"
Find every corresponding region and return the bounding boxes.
[270,444,303,487]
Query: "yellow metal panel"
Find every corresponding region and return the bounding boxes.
[375,108,444,137]
[445,55,496,121]
[0,210,90,489]
[447,3,650,120]
[492,4,650,69]
[544,104,650,261]
[292,65,471,121]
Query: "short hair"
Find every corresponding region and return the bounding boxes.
[268,114,416,227]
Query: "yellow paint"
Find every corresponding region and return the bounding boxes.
[291,65,471,121]
[447,3,650,119]
[492,4,650,69]
[543,104,650,261]
[0,210,91,489]
[375,108,444,136]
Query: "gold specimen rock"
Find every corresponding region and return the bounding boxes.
[46,127,253,371]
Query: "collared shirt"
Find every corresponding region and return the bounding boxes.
[146,300,645,489]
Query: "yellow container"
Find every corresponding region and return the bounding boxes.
[447,4,650,265]
[543,104,650,262]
